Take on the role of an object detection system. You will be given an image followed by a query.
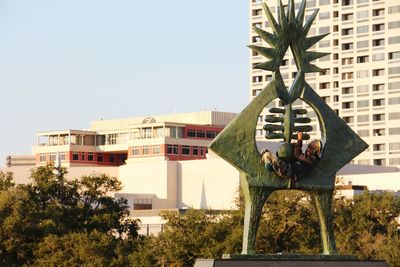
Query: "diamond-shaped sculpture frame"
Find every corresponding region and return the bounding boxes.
[209,0,368,255]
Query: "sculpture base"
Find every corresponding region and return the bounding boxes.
[194,254,387,267]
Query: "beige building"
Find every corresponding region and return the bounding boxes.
[249,0,400,167]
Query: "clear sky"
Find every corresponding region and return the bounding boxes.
[0,0,249,164]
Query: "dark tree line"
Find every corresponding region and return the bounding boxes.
[0,165,399,266]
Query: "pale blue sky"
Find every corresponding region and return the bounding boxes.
[0,1,249,163]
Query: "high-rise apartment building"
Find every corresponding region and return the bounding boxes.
[249,0,400,167]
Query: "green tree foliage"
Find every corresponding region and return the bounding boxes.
[0,164,140,266]
[0,171,14,191]
[130,190,400,267]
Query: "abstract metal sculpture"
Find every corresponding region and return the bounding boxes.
[209,0,368,255]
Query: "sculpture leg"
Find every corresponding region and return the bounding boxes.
[241,183,273,255]
[309,189,338,255]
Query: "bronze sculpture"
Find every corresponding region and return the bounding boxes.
[209,0,368,256]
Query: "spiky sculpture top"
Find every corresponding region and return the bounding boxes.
[249,0,329,144]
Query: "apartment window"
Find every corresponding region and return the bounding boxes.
[319,82,330,89]
[252,9,262,16]
[372,39,385,47]
[182,146,190,155]
[196,130,205,138]
[252,89,261,96]
[357,115,369,123]
[372,24,385,31]
[388,6,400,14]
[81,153,85,161]
[206,131,216,138]
[372,53,385,61]
[373,159,386,166]
[373,8,384,16]
[97,154,103,162]
[342,57,353,65]
[88,153,94,161]
[333,25,339,32]
[342,102,354,109]
[187,129,196,137]
[142,146,150,155]
[389,143,400,151]
[373,114,385,121]
[342,43,353,50]
[319,40,330,48]
[357,130,369,137]
[373,99,385,106]
[333,53,339,60]
[389,82,400,90]
[266,75,272,81]
[389,21,400,29]
[343,116,354,123]
[320,69,330,76]
[72,153,79,161]
[108,155,115,163]
[193,146,199,156]
[389,97,400,105]
[252,36,261,43]
[373,84,384,92]
[281,59,289,66]
[389,112,400,120]
[357,10,368,19]
[357,56,369,63]
[357,40,369,49]
[356,25,369,34]
[342,72,353,80]
[372,69,384,76]
[357,0,368,4]
[333,11,339,18]
[252,22,262,28]
[389,66,400,75]
[39,154,46,162]
[342,87,353,94]
[319,0,330,5]
[49,154,56,161]
[319,26,330,34]
[389,127,400,135]
[132,147,140,156]
[319,12,330,20]
[389,51,400,60]
[357,100,369,108]
[373,129,385,136]
[333,67,339,74]
[389,158,400,165]
[373,144,385,151]
[389,36,400,44]
[342,13,353,21]
[357,70,369,78]
[167,145,173,154]
[333,39,339,46]
[333,81,339,88]
[252,76,262,83]
[342,28,353,36]
[153,145,161,154]
[357,85,369,93]
[342,0,353,6]
[358,159,370,165]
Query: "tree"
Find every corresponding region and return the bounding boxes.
[0,171,14,191]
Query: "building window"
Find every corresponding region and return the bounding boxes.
[372,69,385,76]
[357,56,369,63]
[389,67,400,75]
[88,153,94,161]
[373,114,385,121]
[357,25,369,34]
[319,82,330,89]
[252,76,262,83]
[373,159,386,166]
[153,145,161,154]
[389,97,400,105]
[319,0,330,6]
[206,131,216,139]
[319,26,330,34]
[357,115,369,123]
[342,57,353,65]
[319,69,330,76]
[357,10,368,19]
[252,9,262,16]
[372,8,384,16]
[372,39,385,47]
[389,6,400,14]
[342,13,354,21]
[319,12,330,19]
[97,154,103,162]
[342,102,354,109]
[342,87,353,94]
[342,43,353,50]
[373,144,385,151]
[193,146,199,156]
[187,129,196,137]
[357,130,369,137]
[357,70,369,78]
[109,155,115,163]
[389,51,400,60]
[342,72,353,80]
[196,130,205,138]
[372,53,385,61]
[357,85,369,93]
[389,127,400,135]
[373,129,385,136]
[389,36,400,44]
[342,0,353,7]
[389,112,400,120]
[72,153,79,161]
[357,100,369,108]
[389,158,400,165]
[39,154,46,162]
[342,28,353,36]
[252,36,261,43]
[372,24,385,32]
[81,153,85,161]
[389,143,400,151]
[357,40,369,49]
[182,146,190,155]
[372,84,384,92]
[343,116,354,123]
[389,21,400,29]
[50,154,56,161]
[132,147,140,156]
[142,146,150,155]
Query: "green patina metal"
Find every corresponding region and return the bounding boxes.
[209,0,368,256]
